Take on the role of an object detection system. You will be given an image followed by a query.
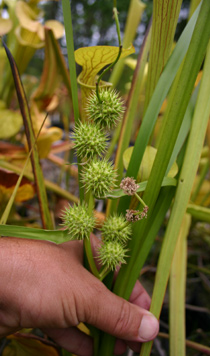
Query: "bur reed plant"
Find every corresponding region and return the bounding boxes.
[0,0,210,355]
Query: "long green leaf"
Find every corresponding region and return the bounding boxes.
[0,225,70,244]
[99,185,175,356]
[114,0,210,308]
[2,41,53,229]
[118,2,201,213]
[140,18,210,356]
[144,0,182,110]
[61,0,84,201]
[169,214,191,356]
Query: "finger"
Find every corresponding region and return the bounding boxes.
[129,280,151,310]
[82,277,159,343]
[114,339,128,355]
[127,340,141,353]
[43,327,93,356]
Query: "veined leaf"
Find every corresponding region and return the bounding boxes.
[0,224,70,244]
[75,45,135,117]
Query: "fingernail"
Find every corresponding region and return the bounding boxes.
[138,313,159,341]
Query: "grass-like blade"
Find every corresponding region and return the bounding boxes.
[2,40,53,229]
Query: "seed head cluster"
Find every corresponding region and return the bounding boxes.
[61,202,95,240]
[98,241,128,271]
[73,121,107,159]
[62,86,148,274]
[81,158,117,198]
[86,88,124,129]
[102,214,132,245]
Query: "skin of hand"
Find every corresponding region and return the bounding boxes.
[0,236,159,356]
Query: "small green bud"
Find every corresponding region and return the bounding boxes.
[86,88,124,129]
[82,158,117,198]
[72,121,107,159]
[61,202,95,240]
[102,214,132,245]
[98,241,128,271]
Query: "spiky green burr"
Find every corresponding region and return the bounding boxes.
[86,88,124,129]
[72,121,107,159]
[61,202,95,240]
[98,241,128,271]
[81,158,117,198]
[102,214,132,245]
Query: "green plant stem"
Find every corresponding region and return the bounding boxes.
[99,267,111,281]
[61,0,84,201]
[84,191,99,278]
[134,192,147,208]
[188,263,210,276]
[187,203,210,223]
[159,332,210,354]
[191,159,209,201]
[96,6,122,103]
[84,238,100,279]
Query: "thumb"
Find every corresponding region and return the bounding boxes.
[83,280,159,342]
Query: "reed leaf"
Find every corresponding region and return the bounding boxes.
[169,214,191,356]
[2,41,53,229]
[140,13,210,355]
[118,3,201,214]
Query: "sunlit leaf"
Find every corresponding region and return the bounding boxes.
[0,109,22,139]
[0,168,35,202]
[75,45,135,116]
[39,20,64,41]
[123,146,178,182]
[75,45,135,87]
[31,28,67,113]
[15,26,44,48]
[16,1,42,31]
[193,177,210,206]
[144,0,183,109]
[3,334,59,356]
[0,18,13,36]
[37,127,63,158]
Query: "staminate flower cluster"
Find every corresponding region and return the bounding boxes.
[120,177,139,195]
[86,88,124,129]
[61,202,95,240]
[126,206,149,222]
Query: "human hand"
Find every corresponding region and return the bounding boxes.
[0,236,159,355]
